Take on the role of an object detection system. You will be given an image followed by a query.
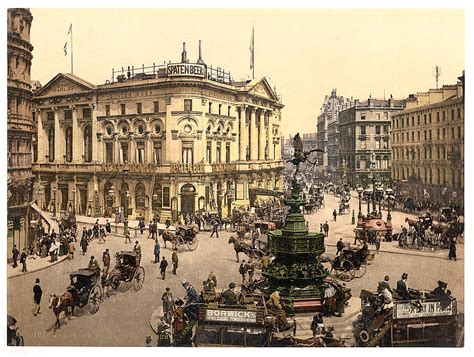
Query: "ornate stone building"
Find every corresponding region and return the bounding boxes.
[7,8,34,252]
[390,76,464,200]
[32,45,284,222]
[338,96,406,187]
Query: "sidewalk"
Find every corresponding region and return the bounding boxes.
[7,254,68,279]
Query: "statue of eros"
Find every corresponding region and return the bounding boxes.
[288,133,324,180]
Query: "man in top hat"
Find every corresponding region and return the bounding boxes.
[396,273,410,300]
[221,282,237,305]
[33,278,43,316]
[431,281,448,298]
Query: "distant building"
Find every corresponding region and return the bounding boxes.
[302,133,318,152]
[391,74,464,201]
[338,96,406,187]
[7,8,34,254]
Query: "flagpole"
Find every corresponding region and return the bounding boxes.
[252,26,255,79]
[70,24,73,74]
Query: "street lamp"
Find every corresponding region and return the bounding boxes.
[152,193,159,222]
[356,186,363,218]
[385,187,394,221]
[52,187,57,217]
[124,190,130,237]
[377,185,384,217]
[72,187,77,214]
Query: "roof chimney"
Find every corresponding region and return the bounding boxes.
[197,40,204,64]
[181,42,188,63]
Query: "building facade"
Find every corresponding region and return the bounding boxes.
[7,8,34,253]
[390,77,464,199]
[32,45,284,222]
[338,96,405,188]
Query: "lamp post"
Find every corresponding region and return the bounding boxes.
[152,193,158,222]
[124,190,130,237]
[107,185,114,217]
[385,187,394,221]
[52,187,57,217]
[356,186,363,218]
[365,188,371,217]
[72,187,77,214]
[377,185,384,217]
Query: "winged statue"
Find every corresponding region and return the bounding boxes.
[288,133,324,178]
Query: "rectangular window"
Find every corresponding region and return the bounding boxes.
[429,130,432,140]
[64,109,72,120]
[209,102,212,113]
[458,126,461,139]
[137,102,142,114]
[184,99,192,112]
[411,132,414,141]
[162,187,170,208]
[424,114,427,124]
[375,140,380,149]
[376,113,380,120]
[182,142,193,163]
[429,113,432,123]
[360,140,366,150]
[360,159,366,170]
[121,103,126,115]
[105,105,110,116]
[437,112,440,122]
[451,127,455,139]
[120,142,129,163]
[412,116,414,126]
[216,142,222,163]
[136,142,145,163]
[218,104,222,115]
[451,109,455,120]
[105,142,113,163]
[360,125,366,135]
[228,106,231,117]
[417,115,420,125]
[82,107,91,118]
[154,142,162,164]
[424,131,427,141]
[375,125,381,135]
[360,113,366,120]
[154,101,159,113]
[458,107,461,119]
[47,111,54,120]
[206,142,212,163]
[384,112,388,120]
[205,186,210,206]
[226,142,231,162]
[442,128,446,139]
[383,139,389,149]
[442,111,445,121]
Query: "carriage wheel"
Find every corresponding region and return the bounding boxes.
[88,284,102,314]
[186,237,199,251]
[351,263,367,279]
[336,260,354,282]
[132,266,145,291]
[109,270,121,290]
[359,330,370,344]
[176,236,185,249]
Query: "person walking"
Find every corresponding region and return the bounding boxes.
[323,221,329,237]
[210,219,219,238]
[159,257,168,280]
[374,234,381,253]
[68,242,76,260]
[333,209,337,222]
[133,241,142,266]
[448,237,457,261]
[20,249,27,272]
[161,287,174,324]
[80,236,88,255]
[105,219,111,234]
[336,238,344,255]
[247,261,255,282]
[154,240,161,264]
[239,260,248,284]
[33,278,42,316]
[12,244,19,268]
[171,251,178,275]
[98,227,106,244]
[139,219,145,235]
[102,249,111,275]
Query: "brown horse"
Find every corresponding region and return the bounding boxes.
[48,292,75,331]
[159,229,178,250]
[405,217,419,228]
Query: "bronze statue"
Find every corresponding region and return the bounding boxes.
[288,133,324,179]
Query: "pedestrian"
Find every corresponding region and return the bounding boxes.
[323,221,329,237]
[68,242,76,260]
[161,287,174,324]
[133,241,142,265]
[154,239,161,264]
[98,227,106,243]
[448,238,457,261]
[20,249,27,272]
[159,256,168,280]
[93,220,100,239]
[333,209,337,221]
[105,219,111,234]
[336,238,344,255]
[102,249,111,275]
[139,219,145,235]
[88,255,100,272]
[124,228,132,244]
[239,260,247,284]
[396,273,410,300]
[374,234,381,253]
[171,251,178,275]
[33,278,42,316]
[210,219,219,238]
[80,236,88,255]
[12,244,19,268]
[247,261,255,282]
[207,271,217,288]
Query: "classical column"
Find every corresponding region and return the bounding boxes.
[91,104,98,162]
[114,135,120,163]
[36,110,45,163]
[258,110,265,161]
[239,106,247,161]
[250,107,258,161]
[268,112,274,160]
[71,106,81,163]
[54,108,61,163]
[146,133,152,163]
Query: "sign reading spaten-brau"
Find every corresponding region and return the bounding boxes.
[166,63,206,78]
[204,309,257,323]
[393,300,456,319]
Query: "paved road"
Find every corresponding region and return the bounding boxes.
[7,191,463,346]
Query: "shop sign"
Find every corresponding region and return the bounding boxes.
[166,63,205,78]
[394,300,456,319]
[204,308,257,323]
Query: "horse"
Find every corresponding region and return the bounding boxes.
[159,229,178,250]
[48,292,75,331]
[405,217,419,228]
[228,235,263,262]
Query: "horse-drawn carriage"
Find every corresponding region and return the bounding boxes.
[66,269,103,315]
[105,251,145,291]
[160,224,199,251]
[329,246,374,282]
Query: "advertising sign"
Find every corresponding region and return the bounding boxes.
[205,309,258,324]
[166,63,206,78]
[394,300,456,319]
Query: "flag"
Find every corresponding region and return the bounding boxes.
[249,26,254,71]
[64,42,68,56]
[68,24,72,36]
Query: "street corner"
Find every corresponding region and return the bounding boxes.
[8,255,68,279]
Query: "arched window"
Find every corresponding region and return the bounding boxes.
[65,127,73,162]
[84,125,92,162]
[135,182,146,209]
[48,127,55,162]
[152,183,162,210]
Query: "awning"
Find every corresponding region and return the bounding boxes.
[30,202,59,232]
